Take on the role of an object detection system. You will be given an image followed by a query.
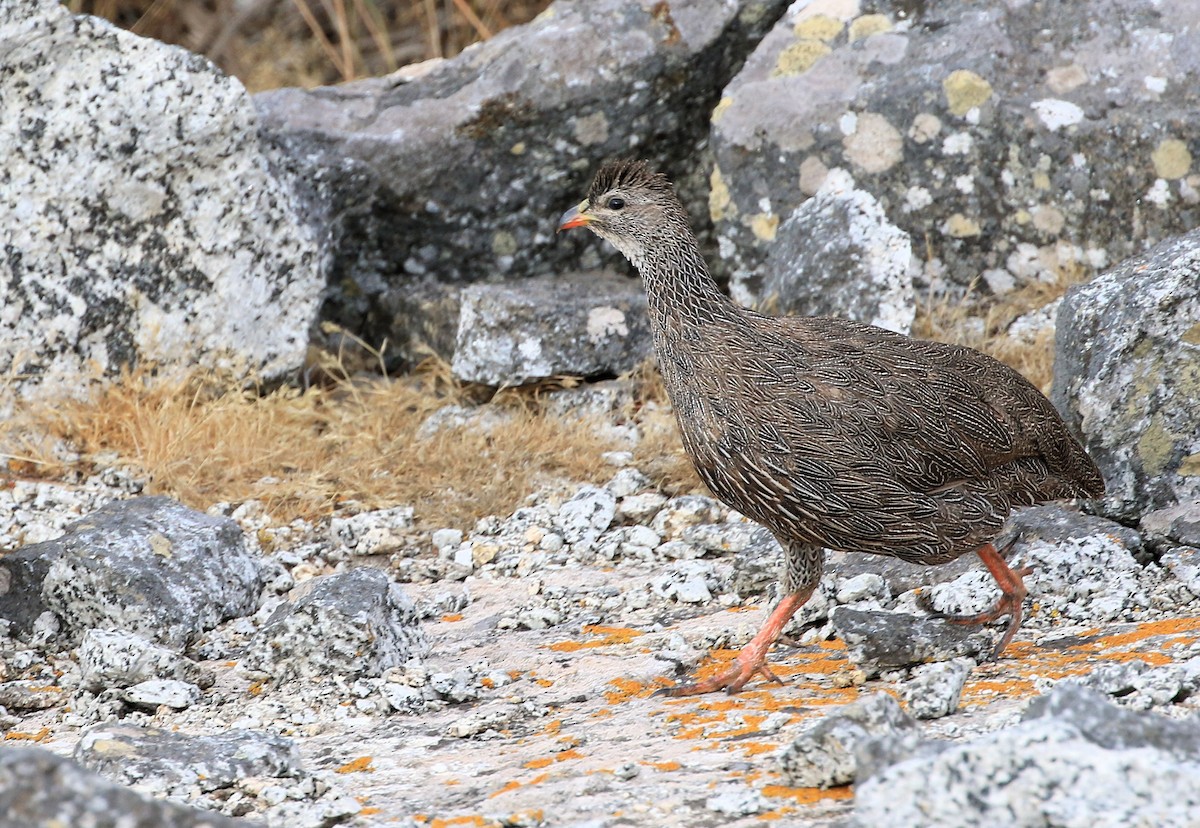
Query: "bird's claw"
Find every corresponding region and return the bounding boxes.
[654,651,784,697]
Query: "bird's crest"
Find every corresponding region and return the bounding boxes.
[588,159,673,202]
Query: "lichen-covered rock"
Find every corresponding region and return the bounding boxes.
[255,0,791,352]
[78,629,214,692]
[0,746,239,827]
[75,723,302,795]
[0,1,321,407]
[710,0,1200,297]
[243,568,427,680]
[743,168,914,329]
[778,692,923,788]
[451,272,651,386]
[38,497,262,647]
[1053,229,1200,521]
[855,685,1200,826]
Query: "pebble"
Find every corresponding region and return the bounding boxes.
[123,679,202,710]
[900,658,973,719]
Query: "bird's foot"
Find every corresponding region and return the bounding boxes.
[925,542,1031,661]
[653,590,811,697]
[653,639,783,697]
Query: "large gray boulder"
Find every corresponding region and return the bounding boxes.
[254,0,791,362]
[0,746,238,827]
[0,1,322,408]
[1053,229,1200,521]
[31,497,262,647]
[855,685,1200,826]
[709,0,1200,305]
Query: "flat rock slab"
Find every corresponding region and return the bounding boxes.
[37,496,261,647]
[0,746,239,827]
[243,567,428,680]
[75,724,302,795]
[0,0,321,406]
[451,271,651,386]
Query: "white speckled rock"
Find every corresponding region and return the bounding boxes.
[79,629,213,692]
[856,685,1200,827]
[900,658,973,720]
[38,497,262,648]
[243,568,427,681]
[0,1,321,408]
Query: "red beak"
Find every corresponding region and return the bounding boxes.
[557,203,591,233]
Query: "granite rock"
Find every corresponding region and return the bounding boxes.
[0,1,321,407]
[38,497,262,647]
[1053,228,1200,521]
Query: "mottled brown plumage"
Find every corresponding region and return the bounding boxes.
[558,160,1104,695]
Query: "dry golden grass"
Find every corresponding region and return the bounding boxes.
[0,351,705,530]
[66,0,552,91]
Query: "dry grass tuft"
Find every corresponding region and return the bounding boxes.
[912,265,1088,392]
[0,358,642,529]
[66,0,553,91]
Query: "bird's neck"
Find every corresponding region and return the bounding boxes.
[633,229,736,331]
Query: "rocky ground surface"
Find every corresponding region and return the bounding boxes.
[4,424,1200,827]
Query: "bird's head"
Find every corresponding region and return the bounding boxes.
[557,159,684,267]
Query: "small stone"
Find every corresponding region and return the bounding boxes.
[554,486,617,550]
[705,784,767,816]
[900,658,973,719]
[830,607,992,676]
[617,492,668,523]
[431,529,464,555]
[79,629,213,692]
[651,496,725,539]
[779,693,923,788]
[0,680,65,711]
[836,573,889,604]
[123,679,202,711]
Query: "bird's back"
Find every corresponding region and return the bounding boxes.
[661,311,1104,565]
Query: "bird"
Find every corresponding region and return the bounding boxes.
[557,159,1105,696]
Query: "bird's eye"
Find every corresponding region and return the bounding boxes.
[607,197,625,210]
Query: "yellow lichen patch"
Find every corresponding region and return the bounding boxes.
[761,784,854,804]
[740,741,780,757]
[542,720,562,734]
[945,213,982,238]
[1152,138,1192,180]
[943,69,993,116]
[794,14,844,42]
[772,39,832,77]
[848,13,891,41]
[749,213,780,241]
[523,757,554,770]
[441,613,464,622]
[711,96,734,124]
[335,756,374,774]
[709,165,734,222]
[546,624,644,652]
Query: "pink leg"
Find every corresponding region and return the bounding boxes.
[657,590,810,697]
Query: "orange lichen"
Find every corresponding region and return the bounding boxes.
[523,757,553,770]
[543,720,562,734]
[740,742,781,757]
[429,816,496,828]
[335,756,374,774]
[761,784,854,803]
[535,679,554,687]
[441,613,464,622]
[4,727,51,742]
[603,677,656,705]
[488,772,550,799]
[247,681,264,696]
[642,760,682,771]
[546,625,645,652]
